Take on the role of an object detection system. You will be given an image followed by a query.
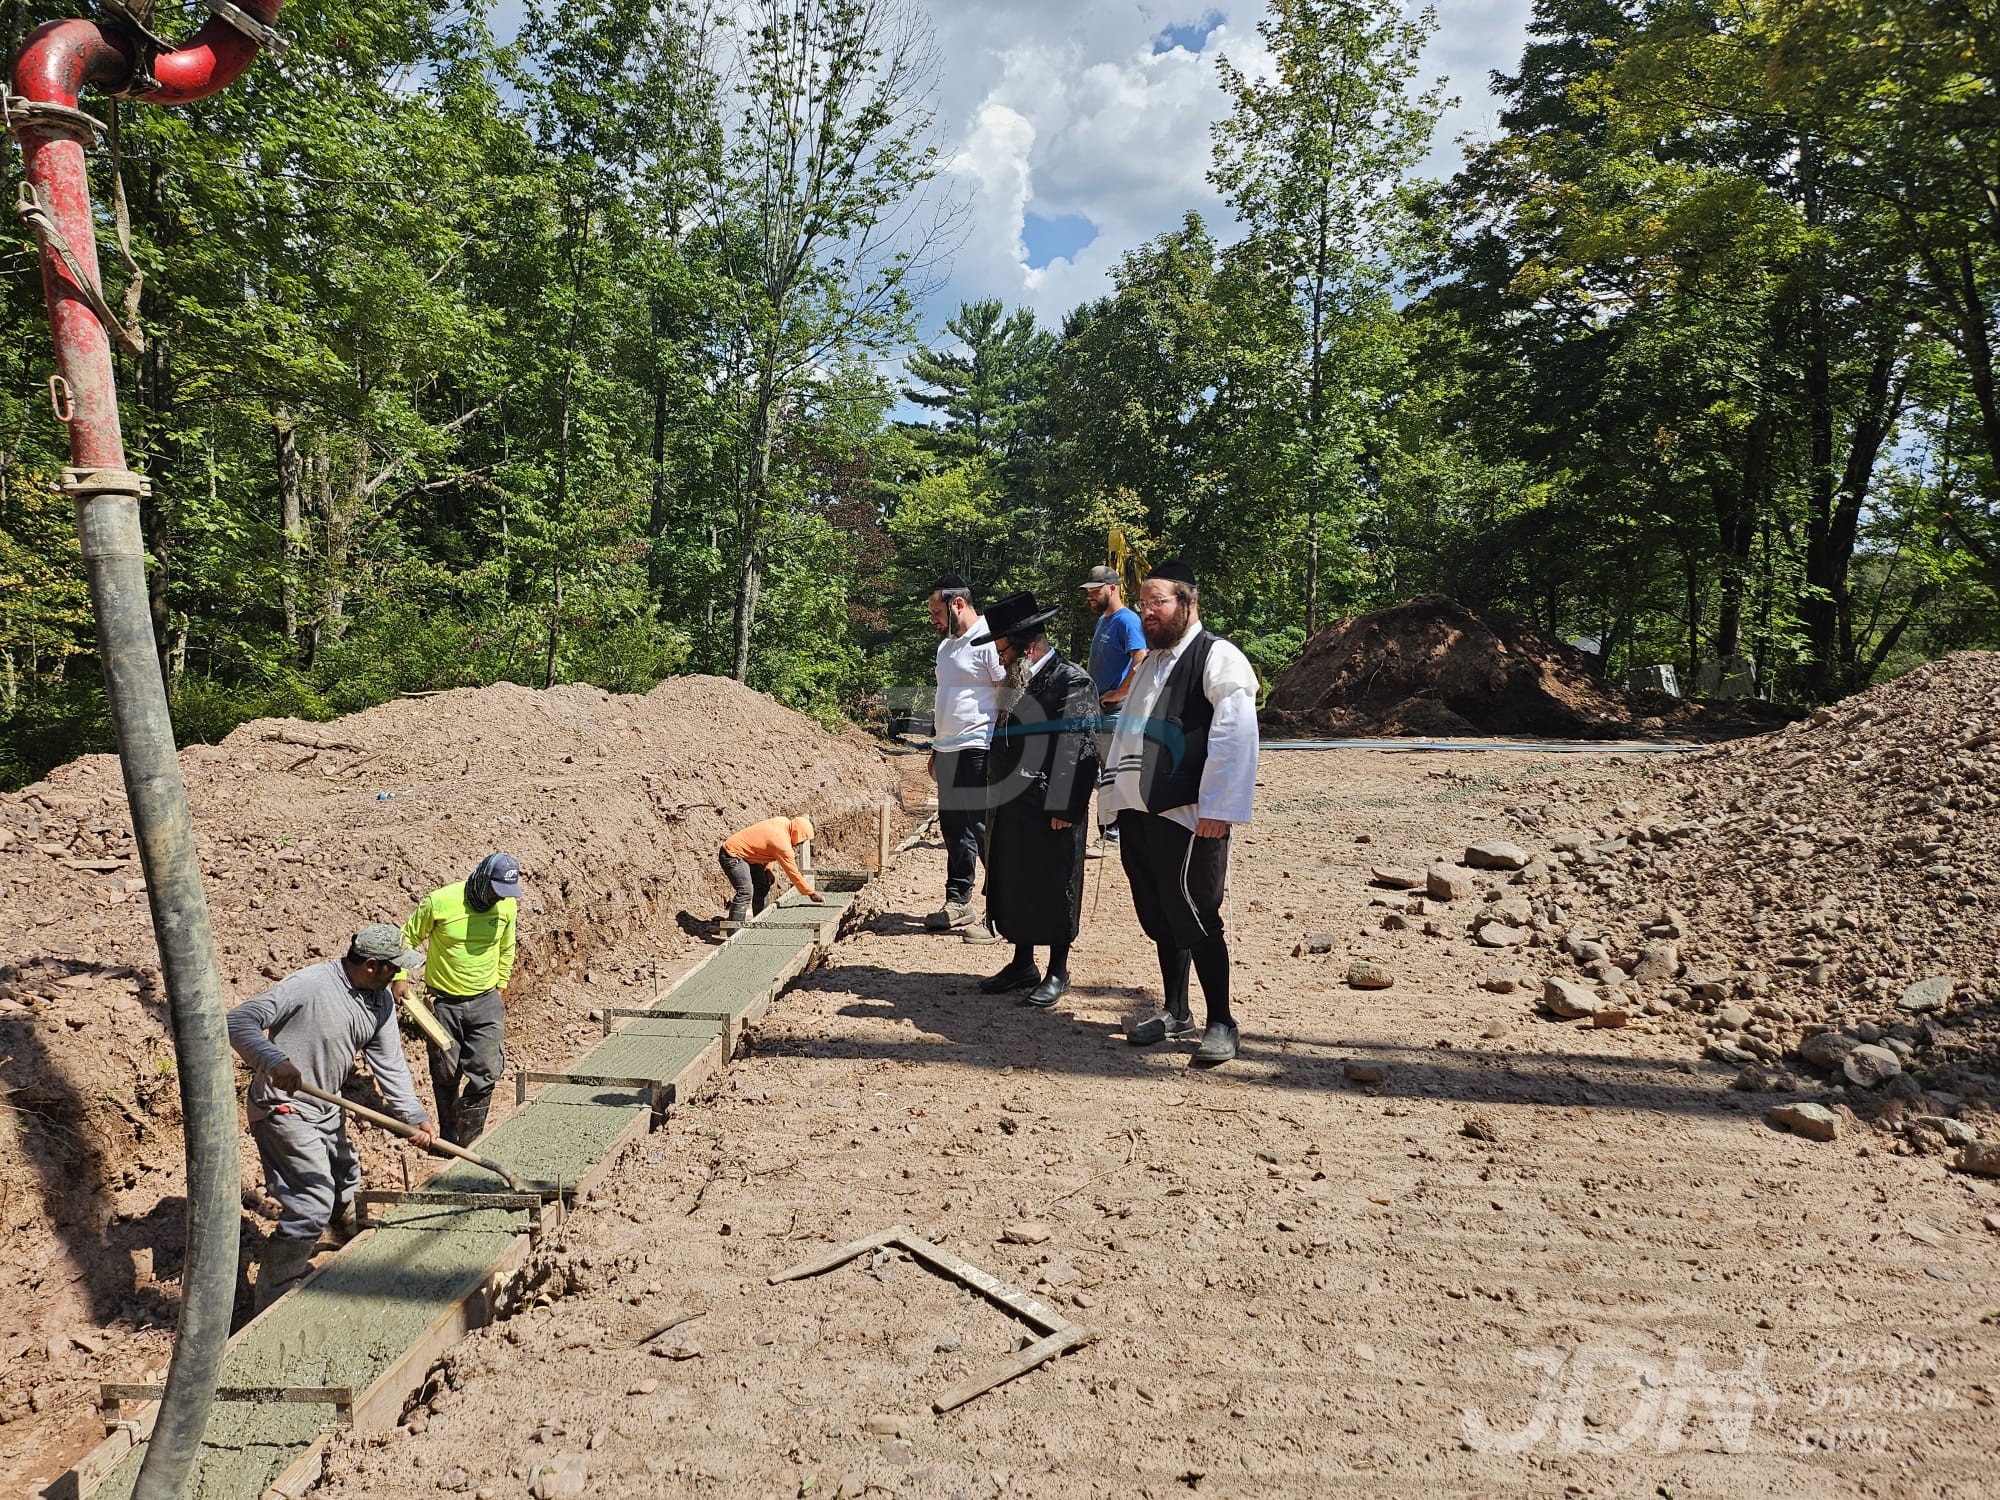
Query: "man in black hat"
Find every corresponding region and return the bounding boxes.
[1096,560,1260,1065]
[927,574,1005,930]
[971,593,1101,1007]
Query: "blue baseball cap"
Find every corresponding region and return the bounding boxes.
[486,852,523,898]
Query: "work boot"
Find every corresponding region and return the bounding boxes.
[726,898,752,926]
[454,1099,492,1148]
[326,1200,358,1246]
[924,901,974,932]
[1126,1010,1197,1046]
[254,1235,317,1313]
[980,958,1040,994]
[1026,973,1069,1009]
[1190,1021,1240,1067]
[962,916,1003,945]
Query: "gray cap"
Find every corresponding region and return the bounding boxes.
[1082,565,1119,589]
[348,923,425,975]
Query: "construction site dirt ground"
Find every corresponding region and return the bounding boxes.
[307,749,1996,1500]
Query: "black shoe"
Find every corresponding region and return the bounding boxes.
[1127,1010,1197,1046]
[1191,1021,1240,1067]
[980,960,1040,994]
[1026,973,1069,1008]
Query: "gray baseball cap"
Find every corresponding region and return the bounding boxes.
[348,923,425,975]
[1082,565,1119,588]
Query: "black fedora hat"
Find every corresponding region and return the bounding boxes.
[970,591,1059,646]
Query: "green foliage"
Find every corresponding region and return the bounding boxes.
[9,0,2000,794]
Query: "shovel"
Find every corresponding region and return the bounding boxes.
[292,1081,523,1190]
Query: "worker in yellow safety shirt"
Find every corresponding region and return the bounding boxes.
[397,851,520,1146]
[719,815,821,923]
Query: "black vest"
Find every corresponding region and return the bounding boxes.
[1141,629,1218,813]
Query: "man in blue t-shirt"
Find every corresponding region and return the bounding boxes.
[1083,565,1147,849]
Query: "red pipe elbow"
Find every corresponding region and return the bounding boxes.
[12,0,281,108]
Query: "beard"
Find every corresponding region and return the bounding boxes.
[1091,593,1111,615]
[1141,601,1190,649]
[997,654,1032,715]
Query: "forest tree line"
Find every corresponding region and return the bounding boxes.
[1,0,1995,787]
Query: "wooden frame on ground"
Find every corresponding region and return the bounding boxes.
[769,1226,1096,1412]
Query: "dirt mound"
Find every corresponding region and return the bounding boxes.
[0,676,897,1482]
[1263,595,1788,739]
[1502,651,2000,1142]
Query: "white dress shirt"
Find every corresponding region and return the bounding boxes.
[934,617,1005,753]
[1097,618,1259,830]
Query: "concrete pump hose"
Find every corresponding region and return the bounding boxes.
[11,5,286,1487]
[74,490,241,1500]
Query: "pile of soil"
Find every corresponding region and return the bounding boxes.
[1485,651,2000,1144]
[0,676,897,1484]
[1263,594,1790,739]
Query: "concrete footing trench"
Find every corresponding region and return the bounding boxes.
[57,887,863,1500]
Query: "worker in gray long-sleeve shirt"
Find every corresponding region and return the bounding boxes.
[227,923,436,1310]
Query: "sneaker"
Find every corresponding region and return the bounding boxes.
[1191,1021,1240,1067]
[1126,1010,1198,1046]
[924,901,975,932]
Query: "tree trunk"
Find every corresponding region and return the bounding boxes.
[648,373,669,591]
[1797,138,1843,701]
[733,388,780,683]
[544,565,563,689]
[276,411,302,648]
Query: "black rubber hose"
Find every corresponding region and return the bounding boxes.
[77,490,237,1500]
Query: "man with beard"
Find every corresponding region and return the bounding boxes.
[972,592,1100,1007]
[1095,561,1260,1066]
[1083,564,1146,855]
[399,851,521,1144]
[926,574,1005,931]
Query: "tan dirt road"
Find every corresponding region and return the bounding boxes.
[317,750,1997,1499]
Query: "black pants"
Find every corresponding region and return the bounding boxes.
[1117,809,1234,1023]
[427,987,505,1147]
[934,748,988,905]
[718,849,774,922]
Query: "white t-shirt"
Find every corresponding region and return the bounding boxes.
[934,618,1005,753]
[1097,620,1259,830]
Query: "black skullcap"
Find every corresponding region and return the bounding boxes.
[1149,558,1196,587]
[932,572,969,594]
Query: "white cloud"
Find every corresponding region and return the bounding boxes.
[919,0,1535,339]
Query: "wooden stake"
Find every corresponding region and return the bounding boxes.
[933,1325,1096,1413]
[767,1226,906,1283]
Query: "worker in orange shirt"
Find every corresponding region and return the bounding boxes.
[719,815,822,923]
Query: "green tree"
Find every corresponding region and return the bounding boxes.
[701,0,956,683]
[1210,0,1448,635]
[903,298,1055,462]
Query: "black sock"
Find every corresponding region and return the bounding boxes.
[1191,934,1232,1026]
[1157,941,1191,1020]
[1047,942,1070,979]
[1012,942,1035,971]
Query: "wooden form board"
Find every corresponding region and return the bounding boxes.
[56,883,864,1500]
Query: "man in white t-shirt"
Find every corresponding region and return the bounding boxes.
[927,573,1005,930]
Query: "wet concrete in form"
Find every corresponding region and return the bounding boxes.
[83,889,858,1499]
